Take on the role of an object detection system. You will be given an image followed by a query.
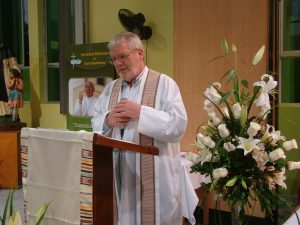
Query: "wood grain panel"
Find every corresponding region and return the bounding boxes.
[174,0,269,151]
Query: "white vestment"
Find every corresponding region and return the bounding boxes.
[91,66,187,225]
[74,95,97,116]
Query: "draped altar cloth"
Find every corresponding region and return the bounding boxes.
[20,128,201,225]
[21,128,93,225]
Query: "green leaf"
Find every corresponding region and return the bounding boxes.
[231,43,237,52]
[227,69,236,84]
[241,80,248,88]
[35,203,50,225]
[220,69,235,82]
[221,38,228,54]
[208,55,225,63]
[2,190,12,225]
[252,45,265,66]
[226,176,238,187]
[242,179,247,190]
[247,85,261,114]
[220,91,231,103]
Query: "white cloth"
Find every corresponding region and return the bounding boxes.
[92,66,188,225]
[283,207,300,225]
[21,128,93,225]
[74,95,97,116]
[181,160,198,225]
[180,153,211,225]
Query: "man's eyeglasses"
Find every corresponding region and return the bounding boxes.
[109,50,135,65]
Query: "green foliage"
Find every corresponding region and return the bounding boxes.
[0,188,49,225]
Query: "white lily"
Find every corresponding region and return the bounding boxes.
[185,152,202,164]
[237,136,261,155]
[247,122,261,137]
[232,103,241,119]
[207,111,221,125]
[273,168,287,189]
[269,148,286,162]
[197,148,213,164]
[202,136,216,148]
[282,139,298,151]
[252,149,268,169]
[212,167,228,179]
[261,124,285,145]
[254,74,277,110]
[204,82,222,104]
[287,161,300,170]
[218,123,230,138]
[204,99,214,113]
[223,142,236,152]
[221,107,229,118]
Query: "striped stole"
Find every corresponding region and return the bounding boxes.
[108,69,160,225]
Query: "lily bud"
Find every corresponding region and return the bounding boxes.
[247,122,261,137]
[218,124,230,138]
[287,161,300,170]
[282,139,298,151]
[269,148,286,162]
[213,167,228,179]
[202,136,216,148]
[232,103,241,119]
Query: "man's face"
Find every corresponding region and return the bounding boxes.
[85,83,94,97]
[109,42,144,83]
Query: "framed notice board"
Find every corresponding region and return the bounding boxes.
[66,43,115,131]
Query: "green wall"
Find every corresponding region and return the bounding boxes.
[89,0,173,76]
[19,0,173,128]
[279,104,300,196]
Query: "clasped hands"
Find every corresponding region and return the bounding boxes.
[106,99,141,128]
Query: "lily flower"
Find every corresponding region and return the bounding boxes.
[247,122,261,137]
[223,142,236,152]
[204,99,214,113]
[282,139,298,151]
[269,148,286,162]
[218,123,230,138]
[221,107,229,118]
[287,161,300,170]
[237,136,261,155]
[212,167,228,179]
[252,148,268,169]
[232,103,241,119]
[254,74,277,110]
[204,82,222,104]
[273,168,287,189]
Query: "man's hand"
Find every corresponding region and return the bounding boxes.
[106,99,141,128]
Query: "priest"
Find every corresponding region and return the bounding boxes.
[92,32,187,225]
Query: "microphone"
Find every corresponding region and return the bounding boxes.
[120,127,125,139]
[119,97,127,139]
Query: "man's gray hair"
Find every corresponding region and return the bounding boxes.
[108,32,144,51]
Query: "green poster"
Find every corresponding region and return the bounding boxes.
[66,43,115,131]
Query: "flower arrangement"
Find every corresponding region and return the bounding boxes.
[188,39,300,223]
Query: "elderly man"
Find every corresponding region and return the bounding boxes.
[92,32,187,225]
[74,80,97,116]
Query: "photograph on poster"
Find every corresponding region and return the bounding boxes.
[68,77,113,116]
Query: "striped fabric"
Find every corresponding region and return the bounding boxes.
[139,70,160,225]
[20,143,28,224]
[109,69,160,224]
[80,137,94,225]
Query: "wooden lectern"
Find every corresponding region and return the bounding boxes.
[92,133,159,225]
